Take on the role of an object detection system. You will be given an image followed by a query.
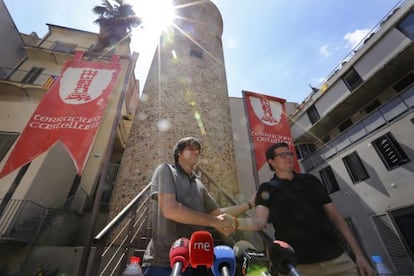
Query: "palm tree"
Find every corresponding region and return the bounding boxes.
[92,0,142,52]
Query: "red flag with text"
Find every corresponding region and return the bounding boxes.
[0,51,122,179]
[243,91,300,186]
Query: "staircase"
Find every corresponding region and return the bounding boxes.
[87,167,273,275]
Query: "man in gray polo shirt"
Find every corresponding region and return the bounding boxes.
[142,137,254,276]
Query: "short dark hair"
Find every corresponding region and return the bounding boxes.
[266,142,289,171]
[173,137,201,163]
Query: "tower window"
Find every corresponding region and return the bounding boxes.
[190,49,203,59]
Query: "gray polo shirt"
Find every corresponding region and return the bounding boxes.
[142,163,219,268]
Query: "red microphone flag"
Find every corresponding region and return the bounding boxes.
[189,231,214,268]
[0,51,121,179]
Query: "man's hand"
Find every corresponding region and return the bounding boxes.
[355,254,375,276]
[214,213,236,236]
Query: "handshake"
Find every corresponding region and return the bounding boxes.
[214,213,239,236]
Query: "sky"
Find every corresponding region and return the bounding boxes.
[3,0,403,104]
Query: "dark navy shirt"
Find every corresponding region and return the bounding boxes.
[256,173,344,264]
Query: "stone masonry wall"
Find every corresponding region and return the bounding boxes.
[109,0,239,218]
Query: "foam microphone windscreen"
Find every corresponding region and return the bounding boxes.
[212,245,236,276]
[233,240,269,276]
[233,240,257,260]
[267,240,297,275]
[169,238,190,272]
[189,230,214,268]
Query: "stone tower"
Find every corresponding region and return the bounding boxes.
[109,0,238,217]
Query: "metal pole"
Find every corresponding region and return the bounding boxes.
[78,52,139,276]
[0,163,30,219]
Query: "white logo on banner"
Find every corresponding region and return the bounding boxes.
[249,96,283,126]
[59,68,116,105]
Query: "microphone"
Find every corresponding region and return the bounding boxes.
[212,245,236,276]
[169,238,190,276]
[189,230,214,268]
[267,240,300,276]
[233,240,270,276]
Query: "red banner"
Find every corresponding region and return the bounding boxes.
[0,51,122,178]
[243,91,300,186]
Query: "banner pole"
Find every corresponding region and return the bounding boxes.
[242,91,260,190]
[78,52,139,276]
[0,163,30,219]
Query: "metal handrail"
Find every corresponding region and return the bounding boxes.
[89,183,151,276]
[89,166,274,275]
[94,184,150,242]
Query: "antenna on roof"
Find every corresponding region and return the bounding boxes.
[308,84,319,94]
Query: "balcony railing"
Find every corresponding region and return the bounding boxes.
[301,85,414,171]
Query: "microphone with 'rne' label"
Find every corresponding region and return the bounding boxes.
[189,230,214,268]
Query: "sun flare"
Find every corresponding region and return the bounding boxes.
[134,0,176,33]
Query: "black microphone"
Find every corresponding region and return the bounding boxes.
[267,240,300,276]
[233,240,271,275]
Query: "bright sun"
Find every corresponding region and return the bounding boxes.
[135,0,176,33]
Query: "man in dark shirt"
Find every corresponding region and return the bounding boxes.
[236,142,374,276]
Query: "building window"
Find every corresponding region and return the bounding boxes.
[321,135,331,144]
[342,68,363,91]
[397,12,414,40]
[295,143,316,160]
[343,152,369,183]
[390,207,414,259]
[190,49,203,59]
[307,105,320,124]
[22,67,43,84]
[393,73,414,93]
[365,100,381,114]
[0,132,19,162]
[50,41,77,54]
[319,166,340,194]
[338,118,353,132]
[372,132,410,170]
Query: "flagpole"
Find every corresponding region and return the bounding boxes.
[242,91,261,189]
[78,51,139,276]
[0,163,30,219]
